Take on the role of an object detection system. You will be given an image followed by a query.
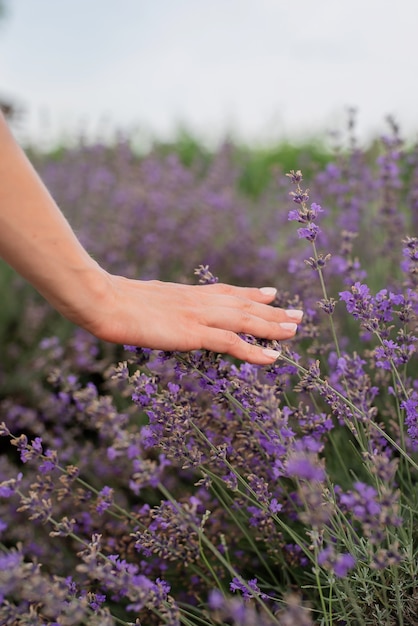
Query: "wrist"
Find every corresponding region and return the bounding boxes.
[43,258,111,328]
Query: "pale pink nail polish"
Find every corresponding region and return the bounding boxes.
[262,348,281,360]
[280,322,298,332]
[260,287,277,296]
[286,309,304,322]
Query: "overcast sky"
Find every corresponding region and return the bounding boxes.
[1,0,417,147]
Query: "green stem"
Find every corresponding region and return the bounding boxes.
[187,420,313,563]
[177,604,215,626]
[312,561,331,626]
[175,353,277,451]
[312,240,341,359]
[279,353,418,472]
[157,482,282,625]
[207,470,282,582]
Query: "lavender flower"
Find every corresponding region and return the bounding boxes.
[286,456,325,482]
[230,576,267,600]
[339,282,372,321]
[317,546,356,578]
[402,391,418,446]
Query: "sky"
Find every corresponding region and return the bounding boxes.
[1,0,417,148]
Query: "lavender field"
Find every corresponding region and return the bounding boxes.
[1,117,417,625]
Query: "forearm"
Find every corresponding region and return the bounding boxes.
[0,114,103,321]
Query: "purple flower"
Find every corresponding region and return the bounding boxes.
[309,202,324,218]
[297,223,321,242]
[194,264,219,284]
[38,449,58,474]
[32,436,43,454]
[288,201,324,226]
[339,282,372,320]
[0,473,22,498]
[0,421,10,436]
[230,576,267,599]
[89,592,106,611]
[317,546,333,567]
[285,169,303,183]
[208,588,224,610]
[286,456,325,482]
[374,340,399,370]
[402,391,418,445]
[270,498,283,513]
[318,547,356,578]
[288,208,303,222]
[0,482,16,498]
[290,190,310,204]
[96,486,114,514]
[333,553,356,578]
[340,482,381,519]
[0,551,22,570]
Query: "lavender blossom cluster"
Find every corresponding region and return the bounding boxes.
[0,117,417,625]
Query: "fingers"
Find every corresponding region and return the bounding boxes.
[192,284,303,363]
[219,298,302,324]
[198,282,280,305]
[201,306,299,341]
[200,327,282,365]
[140,281,302,324]
[194,287,303,325]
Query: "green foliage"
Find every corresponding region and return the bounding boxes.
[235,140,333,197]
[151,129,212,168]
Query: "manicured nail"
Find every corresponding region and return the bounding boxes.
[262,348,282,360]
[260,287,277,296]
[286,309,304,322]
[280,322,298,332]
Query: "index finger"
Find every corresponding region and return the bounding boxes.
[196,282,278,303]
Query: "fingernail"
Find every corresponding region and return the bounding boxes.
[280,322,298,332]
[262,348,282,360]
[286,309,304,322]
[260,287,277,296]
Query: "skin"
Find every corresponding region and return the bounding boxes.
[0,114,303,364]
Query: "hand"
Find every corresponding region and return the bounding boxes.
[74,271,303,364]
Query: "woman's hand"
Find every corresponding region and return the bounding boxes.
[73,271,303,364]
